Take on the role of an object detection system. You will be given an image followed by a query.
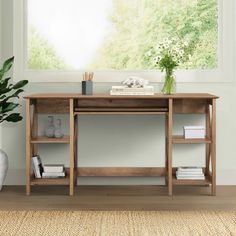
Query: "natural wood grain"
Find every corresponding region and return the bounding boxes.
[77,167,166,177]
[77,98,168,109]
[32,102,38,155]
[24,93,218,197]
[75,108,168,112]
[205,106,211,175]
[75,112,167,115]
[172,135,211,144]
[25,99,31,196]
[36,98,69,113]
[211,99,216,196]
[74,115,78,186]
[173,99,209,114]
[25,93,219,99]
[30,169,70,186]
[168,99,173,196]
[31,136,70,144]
[172,174,211,186]
[69,99,75,196]
[31,177,70,186]
[0,186,234,211]
[165,115,168,186]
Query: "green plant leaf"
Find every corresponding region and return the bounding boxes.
[0,77,11,91]
[12,80,28,89]
[2,57,14,74]
[1,89,24,103]
[0,69,4,81]
[2,113,23,123]
[0,95,6,100]
[0,103,19,113]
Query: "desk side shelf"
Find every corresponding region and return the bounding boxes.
[30,168,70,186]
[31,136,70,144]
[25,98,76,196]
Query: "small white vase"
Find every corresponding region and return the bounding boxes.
[0,149,8,191]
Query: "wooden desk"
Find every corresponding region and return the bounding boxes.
[24,93,218,196]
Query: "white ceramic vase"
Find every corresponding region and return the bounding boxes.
[0,149,8,191]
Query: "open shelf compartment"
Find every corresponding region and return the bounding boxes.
[172,168,212,186]
[30,168,70,186]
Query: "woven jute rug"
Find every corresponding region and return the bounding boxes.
[0,211,235,236]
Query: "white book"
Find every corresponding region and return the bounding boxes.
[177,175,204,179]
[43,164,64,173]
[178,167,203,172]
[32,162,41,179]
[177,170,203,175]
[176,171,204,176]
[110,91,154,96]
[176,176,205,180]
[42,172,65,177]
[42,176,65,179]
[184,126,205,139]
[32,156,43,178]
[184,126,205,130]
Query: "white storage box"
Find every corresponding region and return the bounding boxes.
[184,126,205,139]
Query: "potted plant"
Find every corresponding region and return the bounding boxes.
[146,38,191,94]
[0,57,28,190]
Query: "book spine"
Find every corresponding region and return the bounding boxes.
[42,176,65,179]
[176,172,204,176]
[178,167,203,171]
[176,176,205,180]
[42,172,65,177]
[110,91,154,96]
[111,88,154,92]
[43,168,64,173]
[32,157,41,178]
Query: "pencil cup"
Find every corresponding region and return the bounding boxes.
[82,80,93,95]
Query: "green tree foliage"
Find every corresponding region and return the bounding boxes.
[28,28,68,70]
[91,0,217,70]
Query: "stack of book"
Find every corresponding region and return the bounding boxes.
[110,86,154,96]
[31,155,66,179]
[176,167,205,180]
[42,164,65,178]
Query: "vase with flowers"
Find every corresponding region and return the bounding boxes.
[146,38,190,94]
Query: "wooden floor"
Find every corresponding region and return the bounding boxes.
[0,186,236,211]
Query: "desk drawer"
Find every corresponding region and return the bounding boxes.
[75,98,168,113]
[76,98,168,108]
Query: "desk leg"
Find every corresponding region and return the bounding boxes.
[25,99,31,195]
[205,106,210,176]
[168,99,173,196]
[32,102,38,156]
[211,99,216,196]
[69,99,75,196]
[74,115,78,187]
[165,114,168,186]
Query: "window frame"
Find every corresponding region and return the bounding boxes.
[13,0,235,83]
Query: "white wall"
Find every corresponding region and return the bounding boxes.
[1,0,236,185]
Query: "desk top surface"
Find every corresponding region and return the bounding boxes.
[25,93,218,99]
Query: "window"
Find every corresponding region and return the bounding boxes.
[14,0,235,82]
